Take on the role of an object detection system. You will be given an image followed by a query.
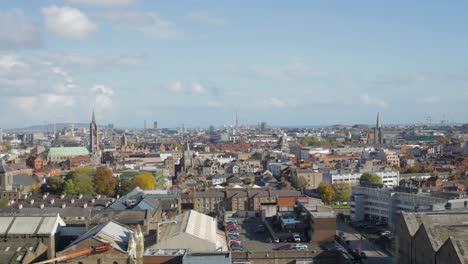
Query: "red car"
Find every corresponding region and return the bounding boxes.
[229,240,241,246]
[274,244,293,251]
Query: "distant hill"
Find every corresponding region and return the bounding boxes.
[6,123,89,132]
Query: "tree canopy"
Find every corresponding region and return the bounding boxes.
[94,166,117,197]
[133,172,157,190]
[65,167,95,195]
[292,176,308,190]
[359,172,383,185]
[317,181,335,203]
[333,182,351,203]
[46,177,65,193]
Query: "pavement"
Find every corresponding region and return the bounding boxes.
[336,221,394,264]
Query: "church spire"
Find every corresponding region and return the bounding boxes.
[92,109,96,124]
[376,112,381,128]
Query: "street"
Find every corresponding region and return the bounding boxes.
[336,221,394,264]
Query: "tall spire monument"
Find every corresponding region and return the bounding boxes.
[374,112,384,144]
[90,110,99,154]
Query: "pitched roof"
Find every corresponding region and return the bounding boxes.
[68,221,133,253]
[47,147,90,158]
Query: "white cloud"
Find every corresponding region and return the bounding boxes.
[266,97,287,108]
[42,6,97,39]
[168,81,183,93]
[190,82,207,94]
[186,11,225,26]
[0,54,114,117]
[360,94,388,108]
[0,9,41,49]
[167,81,208,95]
[92,84,115,112]
[101,11,178,39]
[45,53,145,67]
[66,0,137,6]
[228,61,317,81]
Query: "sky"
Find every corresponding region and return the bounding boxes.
[0,0,467,129]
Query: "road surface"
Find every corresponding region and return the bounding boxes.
[336,221,394,264]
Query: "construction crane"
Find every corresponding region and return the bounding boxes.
[34,242,113,264]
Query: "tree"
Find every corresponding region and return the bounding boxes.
[94,166,117,197]
[116,177,135,196]
[133,172,156,190]
[317,182,335,203]
[3,141,12,151]
[333,182,351,203]
[63,179,76,195]
[292,176,308,190]
[72,174,94,194]
[66,166,95,195]
[31,183,41,194]
[359,172,383,185]
[47,177,65,193]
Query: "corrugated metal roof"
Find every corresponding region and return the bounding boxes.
[8,217,42,235]
[0,217,14,234]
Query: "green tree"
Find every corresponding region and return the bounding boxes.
[31,183,41,194]
[317,181,335,203]
[3,141,12,151]
[133,172,156,190]
[63,179,76,195]
[333,182,351,203]
[66,166,95,195]
[46,177,65,193]
[116,177,135,196]
[359,172,383,185]
[292,176,308,190]
[94,166,117,196]
[406,166,422,173]
[72,174,94,194]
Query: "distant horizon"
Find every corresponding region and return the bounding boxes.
[3,119,466,132]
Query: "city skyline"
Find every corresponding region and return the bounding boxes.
[1,1,468,128]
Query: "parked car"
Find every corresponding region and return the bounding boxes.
[229,240,241,246]
[293,233,301,242]
[294,244,308,251]
[273,237,280,243]
[226,223,237,228]
[274,244,293,250]
[231,244,244,251]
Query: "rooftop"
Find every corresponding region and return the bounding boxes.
[47,147,89,158]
